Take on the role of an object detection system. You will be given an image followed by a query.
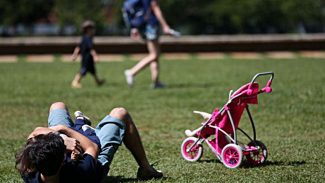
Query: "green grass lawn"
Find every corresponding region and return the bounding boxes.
[0,58,324,182]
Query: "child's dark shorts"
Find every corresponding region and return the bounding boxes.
[80,57,96,76]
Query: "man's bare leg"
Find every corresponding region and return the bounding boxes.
[109,107,163,179]
[49,102,67,112]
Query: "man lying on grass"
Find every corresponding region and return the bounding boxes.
[15,102,163,183]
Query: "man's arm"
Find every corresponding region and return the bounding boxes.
[151,0,170,34]
[28,127,55,139]
[28,127,83,155]
[50,125,99,159]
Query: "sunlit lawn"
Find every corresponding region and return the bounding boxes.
[0,57,324,182]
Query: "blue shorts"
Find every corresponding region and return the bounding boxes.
[48,109,126,173]
[139,24,160,41]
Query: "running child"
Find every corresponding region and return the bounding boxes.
[71,20,105,88]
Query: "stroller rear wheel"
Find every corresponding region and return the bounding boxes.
[181,137,203,162]
[221,144,243,168]
[245,140,268,165]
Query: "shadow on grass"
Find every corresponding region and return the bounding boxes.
[167,82,217,89]
[101,176,137,183]
[101,176,168,183]
[198,159,306,169]
[102,81,123,88]
[199,159,222,164]
[242,160,306,168]
[263,160,306,166]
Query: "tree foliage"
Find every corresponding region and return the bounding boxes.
[0,0,324,35]
[54,0,104,32]
[0,0,54,25]
[160,0,325,34]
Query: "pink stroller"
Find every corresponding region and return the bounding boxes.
[181,72,274,168]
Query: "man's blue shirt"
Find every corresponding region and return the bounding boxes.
[22,154,103,183]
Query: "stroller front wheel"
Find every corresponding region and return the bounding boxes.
[181,137,203,162]
[221,144,243,169]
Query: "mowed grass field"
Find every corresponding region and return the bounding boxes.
[0,57,324,182]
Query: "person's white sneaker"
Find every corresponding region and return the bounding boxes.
[82,124,96,131]
[74,111,84,119]
[124,70,134,88]
[74,111,92,125]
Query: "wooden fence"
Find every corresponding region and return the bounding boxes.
[0,34,325,55]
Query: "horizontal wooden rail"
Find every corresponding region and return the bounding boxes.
[0,34,325,55]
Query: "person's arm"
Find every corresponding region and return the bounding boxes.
[130,28,141,40]
[151,0,170,34]
[28,127,83,155]
[90,49,99,62]
[50,125,99,159]
[28,127,55,139]
[72,46,80,61]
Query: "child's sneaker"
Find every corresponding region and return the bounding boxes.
[82,124,96,132]
[97,79,105,86]
[124,70,134,88]
[136,165,163,180]
[74,111,92,126]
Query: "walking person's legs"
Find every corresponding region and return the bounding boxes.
[125,40,161,87]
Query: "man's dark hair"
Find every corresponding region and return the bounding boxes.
[15,132,66,176]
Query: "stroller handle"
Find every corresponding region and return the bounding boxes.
[250,72,274,84]
[248,72,274,94]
